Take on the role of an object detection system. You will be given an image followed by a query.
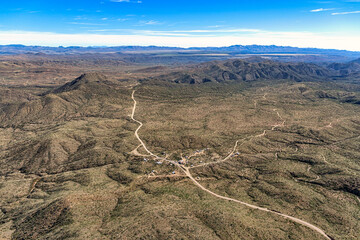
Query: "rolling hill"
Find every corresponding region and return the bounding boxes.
[153,59,334,84]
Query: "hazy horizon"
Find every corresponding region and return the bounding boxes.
[1,42,360,53]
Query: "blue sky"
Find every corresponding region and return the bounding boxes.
[0,0,360,50]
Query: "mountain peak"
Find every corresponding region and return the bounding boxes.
[350,58,360,64]
[75,72,107,83]
[53,72,109,93]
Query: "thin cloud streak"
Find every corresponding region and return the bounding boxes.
[85,28,262,34]
[169,29,261,33]
[140,20,160,25]
[310,8,335,12]
[67,22,107,26]
[110,0,142,3]
[332,10,360,15]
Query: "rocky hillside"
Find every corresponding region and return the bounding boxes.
[328,58,360,75]
[155,59,333,84]
[0,73,132,175]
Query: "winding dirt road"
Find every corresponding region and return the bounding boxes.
[181,166,331,240]
[131,91,157,157]
[130,90,332,240]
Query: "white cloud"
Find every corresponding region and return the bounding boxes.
[144,20,159,25]
[117,18,129,22]
[74,16,88,20]
[207,25,225,28]
[67,22,106,26]
[138,20,161,25]
[0,30,360,51]
[171,29,261,33]
[110,0,142,3]
[332,10,360,15]
[85,28,261,35]
[310,8,335,12]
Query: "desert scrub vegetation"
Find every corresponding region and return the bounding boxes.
[0,69,359,239]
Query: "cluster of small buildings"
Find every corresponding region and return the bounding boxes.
[231,152,240,157]
[178,159,185,165]
[194,148,208,154]
[144,148,214,177]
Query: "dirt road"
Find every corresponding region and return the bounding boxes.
[131,90,157,157]
[181,166,331,240]
[130,90,332,240]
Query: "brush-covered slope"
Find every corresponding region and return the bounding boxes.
[0,73,127,127]
[0,64,359,240]
[155,59,332,84]
[328,58,360,75]
[0,73,133,175]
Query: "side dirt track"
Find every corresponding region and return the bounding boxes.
[130,90,333,240]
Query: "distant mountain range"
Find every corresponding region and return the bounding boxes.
[327,58,360,75]
[152,59,334,84]
[149,57,360,85]
[1,44,360,59]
